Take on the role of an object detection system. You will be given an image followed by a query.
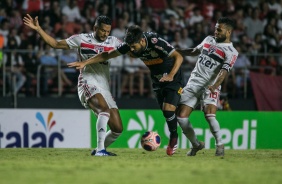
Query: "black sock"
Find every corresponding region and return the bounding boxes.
[163,111,178,138]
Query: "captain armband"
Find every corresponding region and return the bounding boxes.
[221,63,231,72]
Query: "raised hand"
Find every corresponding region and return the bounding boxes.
[67,61,86,70]
[23,14,40,30]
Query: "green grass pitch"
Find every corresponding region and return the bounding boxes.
[0,148,282,184]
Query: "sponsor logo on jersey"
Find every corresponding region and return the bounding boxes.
[204,43,225,59]
[154,45,164,51]
[208,45,217,54]
[143,58,163,66]
[198,55,217,69]
[178,87,183,94]
[203,43,225,63]
[94,46,105,53]
[81,43,114,53]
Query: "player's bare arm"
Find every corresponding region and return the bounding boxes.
[67,50,121,69]
[208,69,228,93]
[23,14,69,49]
[159,50,183,82]
[176,48,200,56]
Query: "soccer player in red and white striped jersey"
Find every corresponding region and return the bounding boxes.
[177,17,238,156]
[23,14,123,156]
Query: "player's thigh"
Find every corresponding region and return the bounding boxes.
[108,108,123,133]
[88,93,110,114]
[176,104,193,118]
[78,84,111,110]
[204,104,217,114]
[179,88,200,110]
[202,88,220,114]
[154,89,164,109]
[162,88,181,111]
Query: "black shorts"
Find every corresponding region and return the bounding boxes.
[154,85,182,109]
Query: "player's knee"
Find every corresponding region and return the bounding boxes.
[94,107,111,115]
[176,105,190,117]
[98,111,110,117]
[205,114,216,122]
[108,119,123,133]
[177,110,188,118]
[162,111,175,120]
[111,125,123,134]
[101,108,111,114]
[88,96,110,113]
[113,120,123,133]
[111,131,122,138]
[177,117,191,126]
[117,127,123,134]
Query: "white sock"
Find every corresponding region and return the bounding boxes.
[96,112,110,151]
[177,117,199,147]
[205,114,223,145]
[104,130,121,148]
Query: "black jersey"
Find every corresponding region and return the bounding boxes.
[117,32,183,90]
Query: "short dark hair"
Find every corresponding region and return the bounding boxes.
[124,25,144,45]
[95,15,112,27]
[217,17,235,30]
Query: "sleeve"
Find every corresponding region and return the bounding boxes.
[116,42,130,55]
[222,49,238,72]
[112,36,123,47]
[65,34,81,49]
[196,36,209,51]
[154,37,175,56]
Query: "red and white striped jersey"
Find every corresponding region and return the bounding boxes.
[188,36,238,88]
[66,33,121,90]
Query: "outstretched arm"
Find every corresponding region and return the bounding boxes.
[23,14,69,49]
[67,50,121,69]
[176,48,201,56]
[159,50,183,82]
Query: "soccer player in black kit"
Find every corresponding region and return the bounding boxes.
[68,25,184,156]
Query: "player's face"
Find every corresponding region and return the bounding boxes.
[214,23,230,43]
[94,23,111,42]
[129,38,146,55]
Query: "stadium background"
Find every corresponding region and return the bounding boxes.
[0,0,282,149]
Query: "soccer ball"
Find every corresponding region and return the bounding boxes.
[141,131,161,151]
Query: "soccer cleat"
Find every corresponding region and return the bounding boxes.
[166,137,178,156]
[91,149,117,156]
[91,149,97,156]
[107,151,117,156]
[94,149,112,156]
[187,141,205,156]
[215,144,224,156]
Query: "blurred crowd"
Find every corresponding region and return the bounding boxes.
[0,0,282,99]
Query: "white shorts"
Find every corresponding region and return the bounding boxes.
[179,84,220,109]
[78,83,118,109]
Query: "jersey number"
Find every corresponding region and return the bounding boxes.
[209,92,218,99]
